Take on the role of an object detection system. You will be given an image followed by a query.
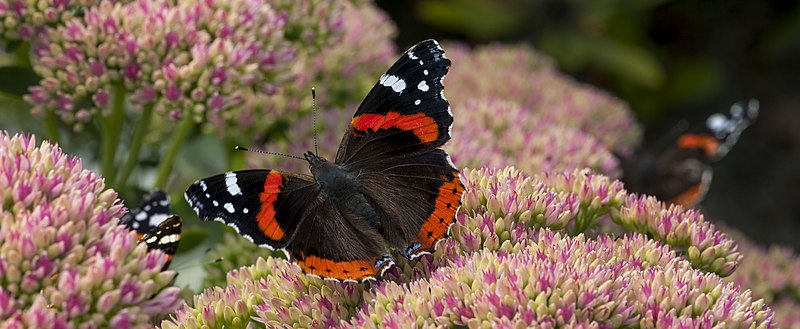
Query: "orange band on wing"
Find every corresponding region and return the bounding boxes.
[418,173,464,249]
[668,183,707,208]
[677,134,720,157]
[256,170,286,241]
[351,111,438,143]
[296,255,391,281]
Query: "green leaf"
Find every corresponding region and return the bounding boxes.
[175,134,229,179]
[0,66,39,96]
[417,0,524,39]
[541,32,665,89]
[176,227,208,253]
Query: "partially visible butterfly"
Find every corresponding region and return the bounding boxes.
[185,39,464,282]
[121,190,182,267]
[622,99,759,207]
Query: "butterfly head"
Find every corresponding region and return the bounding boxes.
[304,151,329,175]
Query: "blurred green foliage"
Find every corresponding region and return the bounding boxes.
[409,0,799,121]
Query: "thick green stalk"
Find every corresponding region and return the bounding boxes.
[116,103,154,188]
[43,111,61,145]
[100,84,126,185]
[153,115,194,189]
[13,41,31,67]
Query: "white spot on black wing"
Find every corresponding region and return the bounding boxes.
[224,202,235,213]
[225,172,242,196]
[417,81,429,92]
[379,74,406,93]
[148,214,169,227]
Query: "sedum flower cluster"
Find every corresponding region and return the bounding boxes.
[203,230,272,288]
[0,0,109,41]
[26,0,343,139]
[0,131,180,327]
[419,167,741,277]
[444,98,621,177]
[170,166,764,328]
[348,231,771,328]
[443,42,641,154]
[724,227,800,328]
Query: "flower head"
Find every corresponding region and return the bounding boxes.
[203,231,273,288]
[0,131,180,327]
[0,0,107,41]
[445,98,621,176]
[451,167,742,276]
[167,230,774,328]
[723,226,800,328]
[164,257,370,328]
[26,0,343,139]
[443,42,641,154]
[348,231,774,328]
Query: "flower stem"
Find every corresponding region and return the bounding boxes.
[43,111,61,145]
[13,41,31,67]
[116,103,154,188]
[100,83,126,185]
[153,115,194,189]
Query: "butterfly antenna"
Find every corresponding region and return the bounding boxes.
[235,146,305,160]
[312,87,319,155]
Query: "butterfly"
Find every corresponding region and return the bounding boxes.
[622,99,759,207]
[121,190,182,267]
[185,39,464,282]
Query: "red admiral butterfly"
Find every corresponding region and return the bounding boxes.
[121,190,182,267]
[185,40,464,282]
[622,99,759,207]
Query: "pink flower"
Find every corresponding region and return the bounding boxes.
[0,131,180,327]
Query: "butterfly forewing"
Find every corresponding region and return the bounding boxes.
[184,170,318,249]
[336,39,453,167]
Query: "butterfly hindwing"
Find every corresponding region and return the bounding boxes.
[355,149,463,259]
[288,198,395,281]
[184,170,318,250]
[119,190,180,268]
[336,39,453,166]
[140,215,182,267]
[121,189,173,238]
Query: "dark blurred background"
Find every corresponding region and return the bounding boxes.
[376,0,800,249]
